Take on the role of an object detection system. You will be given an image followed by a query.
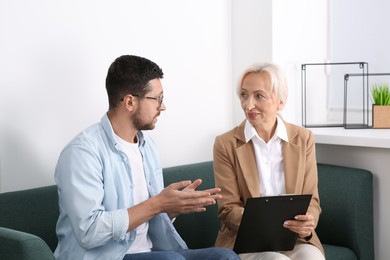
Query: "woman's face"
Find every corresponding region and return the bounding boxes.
[239,71,283,130]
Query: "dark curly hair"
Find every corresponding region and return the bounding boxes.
[105,55,164,109]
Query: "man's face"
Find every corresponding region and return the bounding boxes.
[132,78,166,131]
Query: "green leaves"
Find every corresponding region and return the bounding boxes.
[371,83,390,105]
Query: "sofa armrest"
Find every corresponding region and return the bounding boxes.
[317,164,375,260]
[0,227,55,260]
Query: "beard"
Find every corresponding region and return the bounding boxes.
[132,112,157,131]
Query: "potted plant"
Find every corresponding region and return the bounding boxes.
[371,82,390,128]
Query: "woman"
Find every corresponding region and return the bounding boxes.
[213,63,325,260]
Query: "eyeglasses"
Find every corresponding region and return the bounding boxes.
[121,94,164,106]
[134,94,164,106]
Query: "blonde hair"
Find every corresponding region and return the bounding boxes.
[236,62,288,105]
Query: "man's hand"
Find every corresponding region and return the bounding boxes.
[157,179,222,219]
[127,179,222,231]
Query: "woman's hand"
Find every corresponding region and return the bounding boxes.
[283,213,315,240]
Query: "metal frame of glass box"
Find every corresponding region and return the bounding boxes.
[344,73,390,129]
[301,62,369,128]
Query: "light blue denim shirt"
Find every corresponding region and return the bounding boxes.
[54,114,187,260]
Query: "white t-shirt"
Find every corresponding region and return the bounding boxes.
[116,135,152,254]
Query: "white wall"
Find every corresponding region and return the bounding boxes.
[6,0,384,191]
[231,0,273,125]
[331,0,390,72]
[272,0,328,125]
[232,0,328,126]
[0,0,329,191]
[0,0,233,192]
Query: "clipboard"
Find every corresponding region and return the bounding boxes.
[233,194,312,254]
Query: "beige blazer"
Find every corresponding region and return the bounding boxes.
[213,120,324,255]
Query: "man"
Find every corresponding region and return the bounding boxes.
[54,55,238,260]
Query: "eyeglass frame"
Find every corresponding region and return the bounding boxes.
[120,94,164,106]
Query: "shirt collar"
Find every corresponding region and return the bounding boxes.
[244,115,289,143]
[101,113,145,150]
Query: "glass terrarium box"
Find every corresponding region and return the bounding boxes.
[345,73,390,128]
[301,62,369,129]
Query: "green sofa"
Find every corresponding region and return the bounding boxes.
[0,162,374,260]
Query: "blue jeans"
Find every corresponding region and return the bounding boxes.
[123,247,240,260]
